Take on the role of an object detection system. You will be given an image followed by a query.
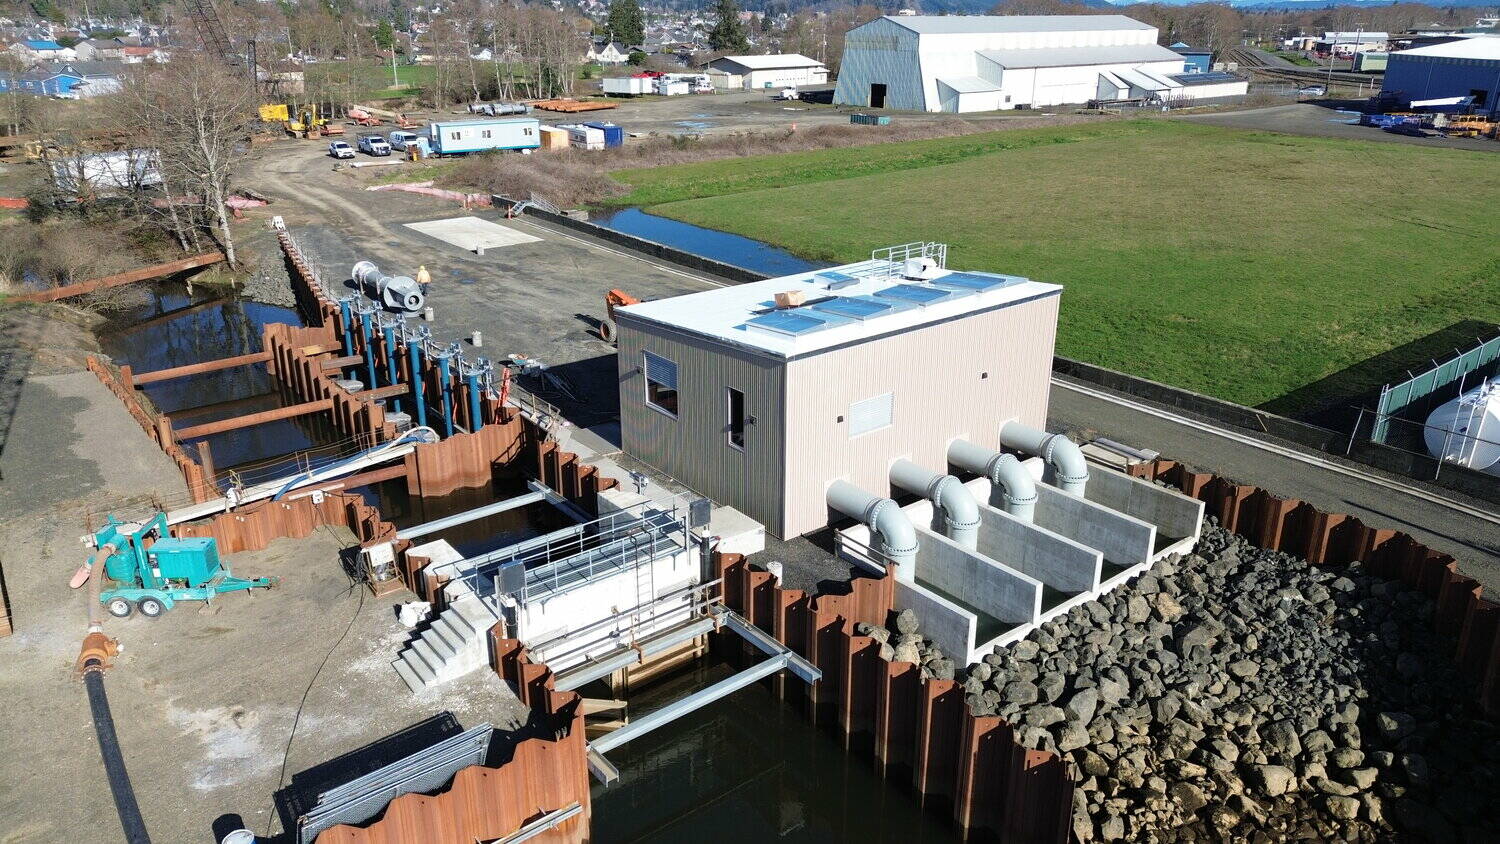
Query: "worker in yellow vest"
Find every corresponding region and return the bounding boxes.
[415,265,431,287]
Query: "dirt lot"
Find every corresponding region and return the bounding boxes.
[0,370,530,843]
[1185,102,1500,152]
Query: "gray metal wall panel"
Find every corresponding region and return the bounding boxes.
[781,293,1060,537]
[617,321,788,535]
[834,18,927,109]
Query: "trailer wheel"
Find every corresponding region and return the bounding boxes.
[137,597,165,618]
[106,597,133,618]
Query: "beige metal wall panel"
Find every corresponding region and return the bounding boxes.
[617,319,788,535]
[781,292,1060,537]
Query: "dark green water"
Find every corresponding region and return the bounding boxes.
[591,659,962,844]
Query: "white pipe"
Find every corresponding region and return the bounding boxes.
[1000,421,1089,496]
[889,459,979,550]
[827,480,918,582]
[947,439,1037,521]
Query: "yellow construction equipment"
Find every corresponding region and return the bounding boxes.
[259,103,289,122]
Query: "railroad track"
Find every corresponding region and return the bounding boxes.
[1222,46,1380,87]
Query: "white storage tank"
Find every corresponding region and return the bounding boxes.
[1424,381,1500,473]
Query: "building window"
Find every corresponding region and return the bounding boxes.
[726,387,745,450]
[644,351,678,417]
[848,392,894,437]
[523,127,534,136]
[481,129,492,138]
[449,131,460,140]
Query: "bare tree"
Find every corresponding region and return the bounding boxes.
[116,57,256,266]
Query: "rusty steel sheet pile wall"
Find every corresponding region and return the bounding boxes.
[1129,459,1500,717]
[534,437,620,515]
[87,355,215,501]
[313,630,587,844]
[404,406,527,498]
[172,490,398,556]
[265,322,396,449]
[715,552,1074,843]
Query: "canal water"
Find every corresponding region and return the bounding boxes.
[590,208,822,278]
[592,657,962,844]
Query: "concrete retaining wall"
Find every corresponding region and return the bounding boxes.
[1082,467,1204,546]
[894,577,978,669]
[975,505,1102,596]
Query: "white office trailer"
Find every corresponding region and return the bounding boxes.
[835,14,1245,112]
[706,54,831,90]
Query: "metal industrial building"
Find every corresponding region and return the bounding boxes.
[833,14,1243,112]
[613,245,1060,538]
[705,54,830,90]
[1383,37,1500,115]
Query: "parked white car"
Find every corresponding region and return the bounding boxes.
[328,141,355,159]
[388,130,420,150]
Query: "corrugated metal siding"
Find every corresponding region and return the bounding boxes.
[1384,54,1500,113]
[617,319,787,535]
[835,18,927,109]
[781,293,1060,537]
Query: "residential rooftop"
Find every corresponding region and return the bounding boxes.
[615,257,1061,360]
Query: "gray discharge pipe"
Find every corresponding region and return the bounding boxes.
[827,480,919,582]
[947,440,1037,521]
[889,459,980,550]
[352,261,426,312]
[1000,421,1089,496]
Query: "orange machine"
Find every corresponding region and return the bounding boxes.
[600,289,641,342]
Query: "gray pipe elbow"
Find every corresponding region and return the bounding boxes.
[946,440,1037,521]
[827,480,919,581]
[890,459,979,549]
[1000,421,1089,496]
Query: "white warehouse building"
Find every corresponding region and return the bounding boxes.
[834,14,1246,112]
[706,54,830,90]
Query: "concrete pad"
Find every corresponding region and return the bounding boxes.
[404,216,541,251]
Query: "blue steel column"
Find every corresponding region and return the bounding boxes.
[359,307,378,391]
[466,360,483,433]
[408,329,427,429]
[437,349,454,438]
[338,299,354,357]
[381,320,400,413]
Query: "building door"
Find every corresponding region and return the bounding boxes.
[870,83,887,108]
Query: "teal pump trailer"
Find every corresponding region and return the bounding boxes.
[80,513,277,618]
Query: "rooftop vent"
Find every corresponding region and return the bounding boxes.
[903,257,941,280]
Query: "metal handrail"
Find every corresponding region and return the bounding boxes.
[833,529,899,578]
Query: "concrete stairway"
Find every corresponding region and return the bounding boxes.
[394,596,501,692]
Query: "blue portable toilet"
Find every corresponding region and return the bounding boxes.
[584,121,624,148]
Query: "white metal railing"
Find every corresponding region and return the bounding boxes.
[528,579,722,669]
[833,529,900,578]
[870,241,948,278]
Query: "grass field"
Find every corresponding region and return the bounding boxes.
[610,120,1500,410]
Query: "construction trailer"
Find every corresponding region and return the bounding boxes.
[427,117,542,155]
[613,244,1061,539]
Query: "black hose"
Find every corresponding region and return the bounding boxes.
[83,669,151,844]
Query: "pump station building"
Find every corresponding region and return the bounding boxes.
[833,14,1245,112]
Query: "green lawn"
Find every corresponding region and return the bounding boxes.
[1275,51,1318,67]
[609,120,1500,409]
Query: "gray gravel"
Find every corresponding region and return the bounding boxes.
[956,523,1499,842]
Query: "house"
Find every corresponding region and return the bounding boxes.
[13,39,76,62]
[0,62,121,97]
[1169,42,1212,73]
[588,40,631,65]
[835,15,1243,112]
[74,38,124,61]
[121,45,167,63]
[705,54,829,89]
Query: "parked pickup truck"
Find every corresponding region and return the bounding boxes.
[387,130,421,151]
[358,134,392,156]
[328,141,355,159]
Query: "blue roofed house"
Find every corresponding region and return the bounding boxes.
[1169,42,1213,73]
[0,62,122,98]
[12,39,78,62]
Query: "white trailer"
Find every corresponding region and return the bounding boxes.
[603,76,652,96]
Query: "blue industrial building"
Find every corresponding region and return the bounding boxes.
[1383,38,1500,115]
[1169,42,1213,73]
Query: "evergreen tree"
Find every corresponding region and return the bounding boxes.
[606,0,645,47]
[374,18,395,50]
[708,0,749,52]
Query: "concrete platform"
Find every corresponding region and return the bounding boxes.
[404,216,541,251]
